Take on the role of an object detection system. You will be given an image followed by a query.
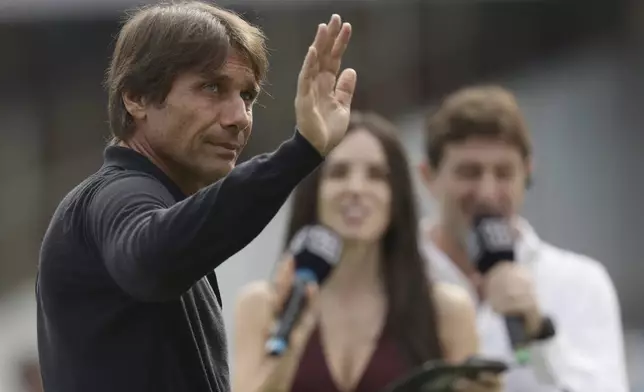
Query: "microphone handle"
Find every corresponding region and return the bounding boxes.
[506,315,531,365]
[506,314,527,347]
[265,275,309,356]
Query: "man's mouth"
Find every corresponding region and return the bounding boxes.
[205,140,240,157]
[214,142,240,151]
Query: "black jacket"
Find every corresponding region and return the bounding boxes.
[36,131,322,392]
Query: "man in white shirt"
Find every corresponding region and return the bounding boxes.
[417,85,629,392]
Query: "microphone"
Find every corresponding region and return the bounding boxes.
[265,225,343,356]
[467,214,530,365]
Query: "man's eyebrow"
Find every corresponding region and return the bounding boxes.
[201,72,230,82]
[201,71,260,93]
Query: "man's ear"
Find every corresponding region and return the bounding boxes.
[418,160,436,194]
[525,156,534,189]
[122,91,147,122]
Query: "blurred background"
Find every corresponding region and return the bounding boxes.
[0,0,643,390]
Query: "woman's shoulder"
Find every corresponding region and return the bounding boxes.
[235,280,274,310]
[432,282,476,321]
[431,283,479,362]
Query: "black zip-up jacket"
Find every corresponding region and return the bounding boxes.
[36,130,322,392]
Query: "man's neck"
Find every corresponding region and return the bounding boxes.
[119,138,199,195]
[430,225,477,278]
[430,224,487,300]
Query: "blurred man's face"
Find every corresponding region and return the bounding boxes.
[421,137,531,242]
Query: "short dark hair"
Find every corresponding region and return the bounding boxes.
[286,111,444,365]
[105,1,268,142]
[425,85,532,168]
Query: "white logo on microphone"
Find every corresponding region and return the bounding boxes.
[479,219,514,251]
[307,226,343,264]
[289,225,343,264]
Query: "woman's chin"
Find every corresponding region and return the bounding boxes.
[334,223,381,243]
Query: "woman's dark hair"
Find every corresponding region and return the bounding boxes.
[285,111,444,365]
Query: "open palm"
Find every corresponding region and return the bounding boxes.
[294,14,357,156]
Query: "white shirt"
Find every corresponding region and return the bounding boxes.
[421,217,629,392]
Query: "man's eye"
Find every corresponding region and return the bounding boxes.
[456,165,481,179]
[203,83,219,93]
[241,91,258,102]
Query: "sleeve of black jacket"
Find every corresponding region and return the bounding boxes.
[87,131,322,302]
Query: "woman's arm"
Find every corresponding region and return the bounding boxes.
[433,282,479,363]
[433,283,503,392]
[232,262,318,392]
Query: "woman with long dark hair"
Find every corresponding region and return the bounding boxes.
[232,112,501,392]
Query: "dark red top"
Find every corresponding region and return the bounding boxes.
[289,325,412,392]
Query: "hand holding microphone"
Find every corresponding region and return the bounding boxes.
[265,225,343,356]
[468,215,547,364]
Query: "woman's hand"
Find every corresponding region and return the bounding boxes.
[232,257,319,392]
[453,372,503,392]
[270,257,321,350]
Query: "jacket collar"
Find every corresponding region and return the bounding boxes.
[102,145,187,202]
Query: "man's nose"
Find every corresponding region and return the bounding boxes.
[219,96,250,133]
[475,173,499,203]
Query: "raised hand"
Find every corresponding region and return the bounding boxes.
[295,14,357,156]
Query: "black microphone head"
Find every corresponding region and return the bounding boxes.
[288,225,343,284]
[467,214,515,274]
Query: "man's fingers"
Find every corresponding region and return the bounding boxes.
[312,23,329,61]
[322,14,342,56]
[327,23,352,75]
[297,46,318,97]
[334,68,357,108]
